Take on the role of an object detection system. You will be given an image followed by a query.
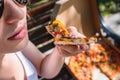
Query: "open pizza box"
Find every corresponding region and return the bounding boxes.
[50,0,120,80]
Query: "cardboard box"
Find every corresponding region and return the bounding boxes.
[52,0,120,80]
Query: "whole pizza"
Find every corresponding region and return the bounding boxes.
[68,43,120,80]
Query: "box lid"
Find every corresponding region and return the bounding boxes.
[51,0,120,53]
[51,0,100,36]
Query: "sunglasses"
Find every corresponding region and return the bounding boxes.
[0,0,29,18]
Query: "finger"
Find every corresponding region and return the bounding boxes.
[67,26,86,38]
[58,45,82,54]
[57,46,74,57]
[61,48,81,56]
[67,26,77,32]
[78,44,90,51]
[60,49,73,57]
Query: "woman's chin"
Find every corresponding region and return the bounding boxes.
[14,38,29,52]
[0,37,29,54]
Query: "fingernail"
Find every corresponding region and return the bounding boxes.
[70,34,76,38]
[80,44,89,51]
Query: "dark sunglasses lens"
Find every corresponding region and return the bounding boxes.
[0,0,4,18]
[15,0,28,5]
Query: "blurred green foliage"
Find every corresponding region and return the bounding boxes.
[98,0,120,16]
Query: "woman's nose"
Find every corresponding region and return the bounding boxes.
[4,1,25,24]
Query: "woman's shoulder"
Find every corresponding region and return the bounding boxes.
[16,51,38,80]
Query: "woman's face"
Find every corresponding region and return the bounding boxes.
[0,0,29,53]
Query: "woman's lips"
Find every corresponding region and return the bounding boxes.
[8,26,27,40]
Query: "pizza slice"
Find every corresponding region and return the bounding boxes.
[68,53,94,80]
[46,19,97,45]
[98,53,120,80]
[68,43,120,80]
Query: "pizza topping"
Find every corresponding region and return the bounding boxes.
[48,19,70,37]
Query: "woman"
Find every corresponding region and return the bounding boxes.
[0,0,89,80]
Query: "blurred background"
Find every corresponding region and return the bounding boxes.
[97,0,120,48]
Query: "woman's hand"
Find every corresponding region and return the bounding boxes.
[55,26,89,57]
